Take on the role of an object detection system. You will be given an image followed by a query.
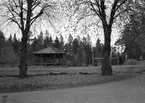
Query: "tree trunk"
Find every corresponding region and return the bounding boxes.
[19,33,28,78]
[101,26,112,75]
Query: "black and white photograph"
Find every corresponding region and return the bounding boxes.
[0,0,145,103]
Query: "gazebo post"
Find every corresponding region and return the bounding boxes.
[53,54,55,66]
[58,55,60,66]
[92,53,94,66]
[40,54,42,66]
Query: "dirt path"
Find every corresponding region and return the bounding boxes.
[1,74,145,103]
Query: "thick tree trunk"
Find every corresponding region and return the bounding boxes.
[19,33,28,78]
[101,26,112,75]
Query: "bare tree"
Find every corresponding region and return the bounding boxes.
[83,0,129,75]
[0,0,55,77]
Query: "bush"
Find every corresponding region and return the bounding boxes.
[0,47,19,67]
[124,59,139,65]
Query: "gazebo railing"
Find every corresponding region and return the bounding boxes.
[34,58,60,66]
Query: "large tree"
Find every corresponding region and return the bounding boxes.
[79,0,130,75]
[0,0,55,77]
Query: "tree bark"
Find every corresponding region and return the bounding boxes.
[101,26,112,75]
[19,32,28,78]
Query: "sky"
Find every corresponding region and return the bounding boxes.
[0,0,122,47]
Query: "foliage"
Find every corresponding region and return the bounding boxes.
[0,28,129,67]
[116,1,145,60]
[53,37,61,49]
[0,47,19,67]
[0,30,5,49]
[0,31,20,67]
[124,59,139,65]
[12,34,20,55]
[93,39,103,58]
[43,36,53,48]
[77,42,86,66]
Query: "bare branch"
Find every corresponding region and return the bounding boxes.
[32,0,41,11]
[30,8,43,26]
[109,0,127,26]
[114,9,127,19]
[115,0,126,11]
[9,18,22,29]
[90,3,101,18]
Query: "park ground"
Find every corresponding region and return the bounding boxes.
[0,64,145,103]
[0,65,145,93]
[0,71,145,103]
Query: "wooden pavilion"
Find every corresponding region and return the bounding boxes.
[33,46,65,66]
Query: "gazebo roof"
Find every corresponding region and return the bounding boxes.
[33,46,65,55]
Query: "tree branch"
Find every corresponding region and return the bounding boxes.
[115,0,126,11]
[32,0,41,11]
[90,3,101,18]
[11,18,22,29]
[114,9,127,19]
[30,9,43,26]
[109,0,127,26]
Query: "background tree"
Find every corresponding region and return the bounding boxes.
[72,38,79,55]
[8,34,12,44]
[0,0,55,77]
[12,33,20,55]
[59,34,64,51]
[36,31,44,50]
[0,31,19,67]
[83,36,92,66]
[77,42,86,66]
[67,34,74,55]
[0,31,5,50]
[43,36,49,48]
[116,2,145,60]
[43,35,53,48]
[0,47,19,67]
[95,39,103,58]
[53,36,61,49]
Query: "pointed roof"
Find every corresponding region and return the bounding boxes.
[33,46,65,54]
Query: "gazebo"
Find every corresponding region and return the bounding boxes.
[33,46,65,66]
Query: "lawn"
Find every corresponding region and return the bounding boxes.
[0,65,145,93]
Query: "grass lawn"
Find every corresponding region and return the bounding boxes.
[0,65,145,93]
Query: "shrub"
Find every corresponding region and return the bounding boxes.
[124,59,139,65]
[0,47,19,67]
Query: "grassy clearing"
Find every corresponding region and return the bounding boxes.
[0,65,145,76]
[0,65,145,93]
[0,72,138,93]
